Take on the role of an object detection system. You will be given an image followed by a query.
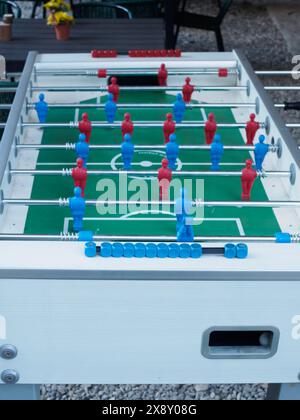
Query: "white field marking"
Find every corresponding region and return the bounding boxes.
[74,108,79,124]
[200,107,208,122]
[63,217,245,236]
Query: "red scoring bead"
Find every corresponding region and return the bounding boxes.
[97,69,107,78]
[218,68,228,78]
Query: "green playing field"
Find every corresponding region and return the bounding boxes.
[24,90,281,237]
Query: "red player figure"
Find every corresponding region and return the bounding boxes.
[158,158,173,201]
[205,113,217,145]
[246,113,260,145]
[78,113,92,143]
[182,77,194,103]
[72,158,87,197]
[163,113,176,144]
[158,63,168,86]
[241,159,257,201]
[108,77,120,103]
[122,113,134,138]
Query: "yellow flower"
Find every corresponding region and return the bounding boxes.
[45,0,71,12]
[47,11,74,25]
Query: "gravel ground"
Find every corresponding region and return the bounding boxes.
[16,0,298,401]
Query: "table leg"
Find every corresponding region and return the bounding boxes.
[164,0,176,49]
[267,384,300,400]
[0,385,40,400]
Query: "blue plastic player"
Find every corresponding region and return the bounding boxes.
[173,93,186,123]
[175,188,193,230]
[69,187,86,232]
[35,93,48,123]
[254,135,269,171]
[121,133,135,170]
[105,93,118,123]
[210,134,224,171]
[177,217,194,243]
[166,133,179,171]
[75,133,89,168]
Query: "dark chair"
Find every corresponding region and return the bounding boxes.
[174,0,233,51]
[103,0,163,18]
[72,2,133,19]
[0,0,22,18]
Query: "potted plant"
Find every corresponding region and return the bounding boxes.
[44,0,74,41]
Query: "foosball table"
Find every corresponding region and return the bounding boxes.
[0,50,300,400]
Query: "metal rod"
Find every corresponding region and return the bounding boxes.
[256,70,300,76]
[0,86,18,93]
[286,124,300,128]
[26,102,260,110]
[0,233,282,242]
[1,85,300,94]
[20,121,262,129]
[265,86,300,91]
[0,233,281,242]
[3,199,298,208]
[0,102,289,110]
[8,169,290,177]
[34,69,238,77]
[16,143,261,152]
[0,104,12,110]
[29,85,246,93]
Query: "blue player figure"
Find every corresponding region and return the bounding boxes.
[35,93,48,123]
[254,135,269,171]
[173,93,186,123]
[122,133,135,170]
[75,134,89,168]
[69,187,86,232]
[105,93,118,123]
[175,188,193,230]
[210,134,224,171]
[177,216,194,243]
[166,133,179,171]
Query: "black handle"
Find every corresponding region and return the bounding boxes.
[284,101,300,111]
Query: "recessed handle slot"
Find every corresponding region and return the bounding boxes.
[202,327,279,359]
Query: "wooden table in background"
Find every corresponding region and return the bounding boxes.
[0,19,165,72]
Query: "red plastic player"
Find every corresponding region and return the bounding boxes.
[78,113,92,143]
[163,113,176,144]
[182,77,194,103]
[108,77,120,103]
[158,63,168,86]
[122,113,134,138]
[158,158,173,201]
[205,113,217,145]
[241,159,257,201]
[72,158,87,197]
[246,113,260,145]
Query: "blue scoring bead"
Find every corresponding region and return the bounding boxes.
[168,243,180,258]
[112,242,124,258]
[224,243,237,259]
[85,241,97,258]
[135,243,146,258]
[190,243,202,259]
[146,243,157,258]
[179,244,191,258]
[157,243,169,258]
[236,243,248,259]
[123,243,135,258]
[100,242,112,258]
